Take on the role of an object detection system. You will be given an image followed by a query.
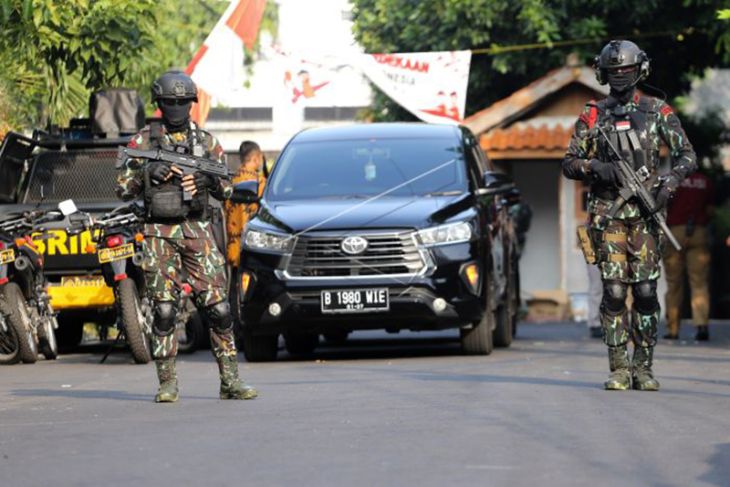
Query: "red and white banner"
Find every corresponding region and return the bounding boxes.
[185,0,267,126]
[359,50,472,124]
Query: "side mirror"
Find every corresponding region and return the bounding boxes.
[230,180,260,204]
[58,199,79,216]
[478,171,515,195]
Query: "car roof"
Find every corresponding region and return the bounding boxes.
[291,123,462,143]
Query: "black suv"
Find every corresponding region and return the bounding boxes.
[232,123,521,361]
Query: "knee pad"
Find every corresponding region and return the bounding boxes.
[152,301,177,336]
[632,280,659,315]
[601,280,627,314]
[204,300,232,331]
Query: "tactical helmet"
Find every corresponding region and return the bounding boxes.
[594,40,650,89]
[151,70,198,102]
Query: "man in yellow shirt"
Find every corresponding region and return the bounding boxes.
[225,141,266,267]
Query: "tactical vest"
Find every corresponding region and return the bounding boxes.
[143,122,210,222]
[587,96,661,200]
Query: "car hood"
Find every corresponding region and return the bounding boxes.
[255,194,474,233]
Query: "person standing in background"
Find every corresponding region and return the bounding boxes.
[663,170,714,341]
[225,141,267,268]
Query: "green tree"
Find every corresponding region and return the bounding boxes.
[352,0,730,121]
[0,0,225,130]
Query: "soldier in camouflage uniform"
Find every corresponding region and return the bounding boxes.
[116,70,257,403]
[563,41,696,391]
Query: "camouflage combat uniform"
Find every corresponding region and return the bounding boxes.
[116,122,255,400]
[564,93,696,349]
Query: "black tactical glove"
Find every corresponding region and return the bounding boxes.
[653,175,680,212]
[148,162,172,184]
[193,172,218,191]
[589,159,619,185]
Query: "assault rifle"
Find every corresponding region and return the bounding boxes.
[117,146,232,201]
[594,123,682,251]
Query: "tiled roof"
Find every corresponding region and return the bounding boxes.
[463,65,608,135]
[481,123,572,152]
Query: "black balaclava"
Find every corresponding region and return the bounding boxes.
[159,99,193,132]
[607,65,639,105]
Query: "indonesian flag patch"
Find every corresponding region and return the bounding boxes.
[615,120,631,131]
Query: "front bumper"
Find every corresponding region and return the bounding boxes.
[238,241,485,335]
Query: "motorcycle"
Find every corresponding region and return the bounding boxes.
[0,209,62,364]
[67,201,204,364]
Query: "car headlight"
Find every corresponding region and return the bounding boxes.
[418,222,472,246]
[244,229,295,253]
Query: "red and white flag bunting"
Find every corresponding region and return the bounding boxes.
[185,0,267,126]
[358,50,472,124]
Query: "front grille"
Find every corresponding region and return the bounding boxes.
[287,232,425,277]
[24,148,118,203]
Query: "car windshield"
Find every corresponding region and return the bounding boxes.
[268,137,467,201]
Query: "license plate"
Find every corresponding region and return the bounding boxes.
[0,249,15,264]
[60,275,107,287]
[97,243,134,264]
[321,288,389,314]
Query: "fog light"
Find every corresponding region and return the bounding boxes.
[433,298,447,313]
[268,302,281,317]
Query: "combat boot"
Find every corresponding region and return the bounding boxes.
[604,345,631,390]
[154,358,179,403]
[217,354,258,400]
[632,346,660,391]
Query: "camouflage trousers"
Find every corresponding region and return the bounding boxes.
[141,221,234,360]
[140,223,227,307]
[151,327,237,361]
[591,215,661,347]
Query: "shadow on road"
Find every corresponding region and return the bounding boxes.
[11,388,152,401]
[698,443,730,486]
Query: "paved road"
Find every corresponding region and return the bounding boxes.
[1,322,729,487]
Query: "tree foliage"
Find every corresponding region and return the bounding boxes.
[352,0,730,121]
[0,0,226,130]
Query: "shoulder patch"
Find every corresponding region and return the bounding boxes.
[660,104,674,117]
[579,100,599,128]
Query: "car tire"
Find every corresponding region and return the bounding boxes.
[461,274,494,355]
[0,283,38,363]
[284,332,319,357]
[116,278,152,364]
[494,246,516,348]
[240,326,278,362]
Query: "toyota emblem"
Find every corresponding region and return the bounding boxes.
[341,236,368,255]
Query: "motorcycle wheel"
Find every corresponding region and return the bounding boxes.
[38,316,59,360]
[0,283,38,363]
[0,318,21,364]
[117,278,152,364]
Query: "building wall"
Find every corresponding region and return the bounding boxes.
[511,160,561,292]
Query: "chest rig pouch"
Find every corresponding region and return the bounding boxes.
[143,123,209,221]
[596,97,659,185]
